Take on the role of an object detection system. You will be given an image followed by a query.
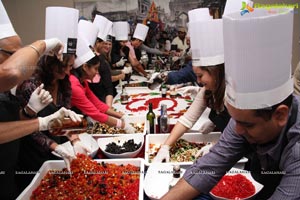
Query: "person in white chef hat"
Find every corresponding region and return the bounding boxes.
[153,8,226,165]
[15,6,91,195]
[69,34,136,134]
[0,2,82,199]
[161,7,300,200]
[125,23,150,78]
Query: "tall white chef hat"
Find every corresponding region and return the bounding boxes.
[93,15,113,41]
[223,8,294,109]
[223,0,252,16]
[74,34,96,69]
[45,7,79,54]
[188,8,222,66]
[77,19,98,47]
[133,23,149,41]
[113,21,129,41]
[188,8,212,22]
[0,0,17,39]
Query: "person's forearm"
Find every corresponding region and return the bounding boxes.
[164,122,188,146]
[0,119,39,144]
[105,95,113,107]
[0,40,45,92]
[105,108,123,119]
[161,178,200,200]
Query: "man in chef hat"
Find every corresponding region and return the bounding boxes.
[125,23,150,79]
[0,2,82,198]
[161,7,300,200]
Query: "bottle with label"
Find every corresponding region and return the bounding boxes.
[159,104,169,133]
[120,85,129,104]
[169,165,181,190]
[146,102,156,134]
[48,116,93,136]
[161,84,167,98]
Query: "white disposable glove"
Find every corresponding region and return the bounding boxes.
[116,57,127,67]
[38,107,82,131]
[72,139,92,156]
[27,84,53,113]
[199,120,216,134]
[123,121,136,134]
[152,145,170,163]
[195,142,214,158]
[177,86,201,99]
[43,38,64,61]
[122,66,132,74]
[54,145,75,172]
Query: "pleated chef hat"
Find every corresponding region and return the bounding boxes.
[45,7,79,54]
[0,0,17,39]
[113,21,129,41]
[77,20,98,47]
[188,8,212,22]
[93,15,113,41]
[223,8,294,109]
[188,8,223,66]
[74,34,96,69]
[133,23,149,41]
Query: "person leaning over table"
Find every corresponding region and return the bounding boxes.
[70,35,136,134]
[153,15,228,163]
[161,8,300,200]
[14,7,91,195]
[125,23,151,79]
[0,4,82,199]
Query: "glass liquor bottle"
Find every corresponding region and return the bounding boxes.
[146,103,156,134]
[169,165,181,190]
[159,104,169,133]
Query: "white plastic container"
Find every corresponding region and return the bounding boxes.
[17,158,145,200]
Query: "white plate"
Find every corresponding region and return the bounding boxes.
[144,163,186,200]
[210,168,264,200]
[51,133,99,158]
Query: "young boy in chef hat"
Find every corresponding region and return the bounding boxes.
[161,7,300,200]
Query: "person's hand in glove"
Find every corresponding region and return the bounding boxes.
[123,120,136,134]
[153,145,170,163]
[43,38,64,61]
[54,144,75,173]
[122,66,132,74]
[177,86,201,99]
[116,57,127,67]
[71,137,92,156]
[195,142,214,158]
[26,84,53,114]
[38,107,82,131]
[199,120,216,134]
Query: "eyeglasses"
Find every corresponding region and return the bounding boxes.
[0,48,15,55]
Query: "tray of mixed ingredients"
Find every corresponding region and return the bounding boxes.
[145,132,248,168]
[17,155,144,200]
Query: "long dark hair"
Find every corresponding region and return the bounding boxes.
[202,63,225,112]
[36,55,72,105]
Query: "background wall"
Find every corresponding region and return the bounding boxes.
[2,0,300,72]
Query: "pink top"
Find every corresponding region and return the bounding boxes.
[70,74,109,123]
[125,41,136,59]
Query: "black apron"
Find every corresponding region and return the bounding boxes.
[15,103,68,194]
[0,92,21,200]
[208,107,231,132]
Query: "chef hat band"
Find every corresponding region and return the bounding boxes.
[224,8,294,109]
[45,7,79,54]
[0,0,17,40]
